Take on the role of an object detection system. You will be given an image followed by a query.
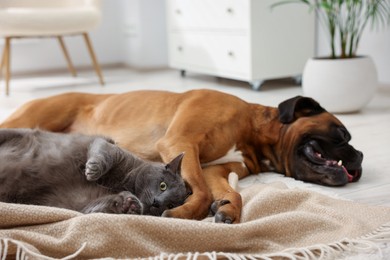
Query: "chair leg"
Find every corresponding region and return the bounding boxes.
[0,43,6,73]
[3,37,11,96]
[82,33,104,85]
[58,36,77,77]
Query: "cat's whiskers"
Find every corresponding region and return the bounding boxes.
[143,188,155,205]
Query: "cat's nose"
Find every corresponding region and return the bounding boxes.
[152,199,160,208]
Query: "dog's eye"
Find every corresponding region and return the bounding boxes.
[160,182,167,191]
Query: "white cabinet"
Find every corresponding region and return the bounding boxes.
[166,0,315,89]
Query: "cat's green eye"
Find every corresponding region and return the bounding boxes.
[160,182,167,191]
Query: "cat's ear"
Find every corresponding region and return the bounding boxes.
[165,152,185,174]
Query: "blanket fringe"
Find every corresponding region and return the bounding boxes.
[156,222,390,260]
[0,238,86,260]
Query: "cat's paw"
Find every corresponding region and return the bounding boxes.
[85,157,105,181]
[111,191,143,215]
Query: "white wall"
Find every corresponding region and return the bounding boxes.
[1,0,389,83]
[359,30,390,83]
[119,0,168,68]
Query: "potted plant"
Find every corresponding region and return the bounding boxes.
[272,0,390,113]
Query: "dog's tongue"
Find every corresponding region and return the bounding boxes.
[342,165,354,182]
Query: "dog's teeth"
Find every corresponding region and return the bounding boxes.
[337,160,342,166]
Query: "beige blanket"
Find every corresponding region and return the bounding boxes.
[1,182,389,259]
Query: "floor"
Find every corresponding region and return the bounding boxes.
[1,67,389,207]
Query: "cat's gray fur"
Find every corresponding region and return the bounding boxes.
[0,128,189,216]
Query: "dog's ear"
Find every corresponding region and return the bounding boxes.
[278,96,325,124]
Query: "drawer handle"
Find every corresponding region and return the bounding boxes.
[175,9,182,15]
[227,51,234,57]
[177,46,183,52]
[226,7,234,14]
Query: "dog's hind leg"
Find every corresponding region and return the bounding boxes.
[0,93,110,132]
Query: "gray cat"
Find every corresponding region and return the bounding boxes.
[0,128,189,216]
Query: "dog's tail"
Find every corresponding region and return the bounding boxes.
[0,92,111,132]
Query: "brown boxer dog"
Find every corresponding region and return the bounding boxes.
[0,89,363,223]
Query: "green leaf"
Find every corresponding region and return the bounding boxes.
[272,0,390,58]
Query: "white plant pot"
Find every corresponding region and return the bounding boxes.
[302,56,378,113]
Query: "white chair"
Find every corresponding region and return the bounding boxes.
[0,0,104,96]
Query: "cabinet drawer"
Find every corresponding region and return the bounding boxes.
[167,0,249,31]
[169,33,250,76]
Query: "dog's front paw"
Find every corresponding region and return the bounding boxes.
[161,209,174,218]
[211,200,234,224]
[210,192,242,224]
[85,157,105,181]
